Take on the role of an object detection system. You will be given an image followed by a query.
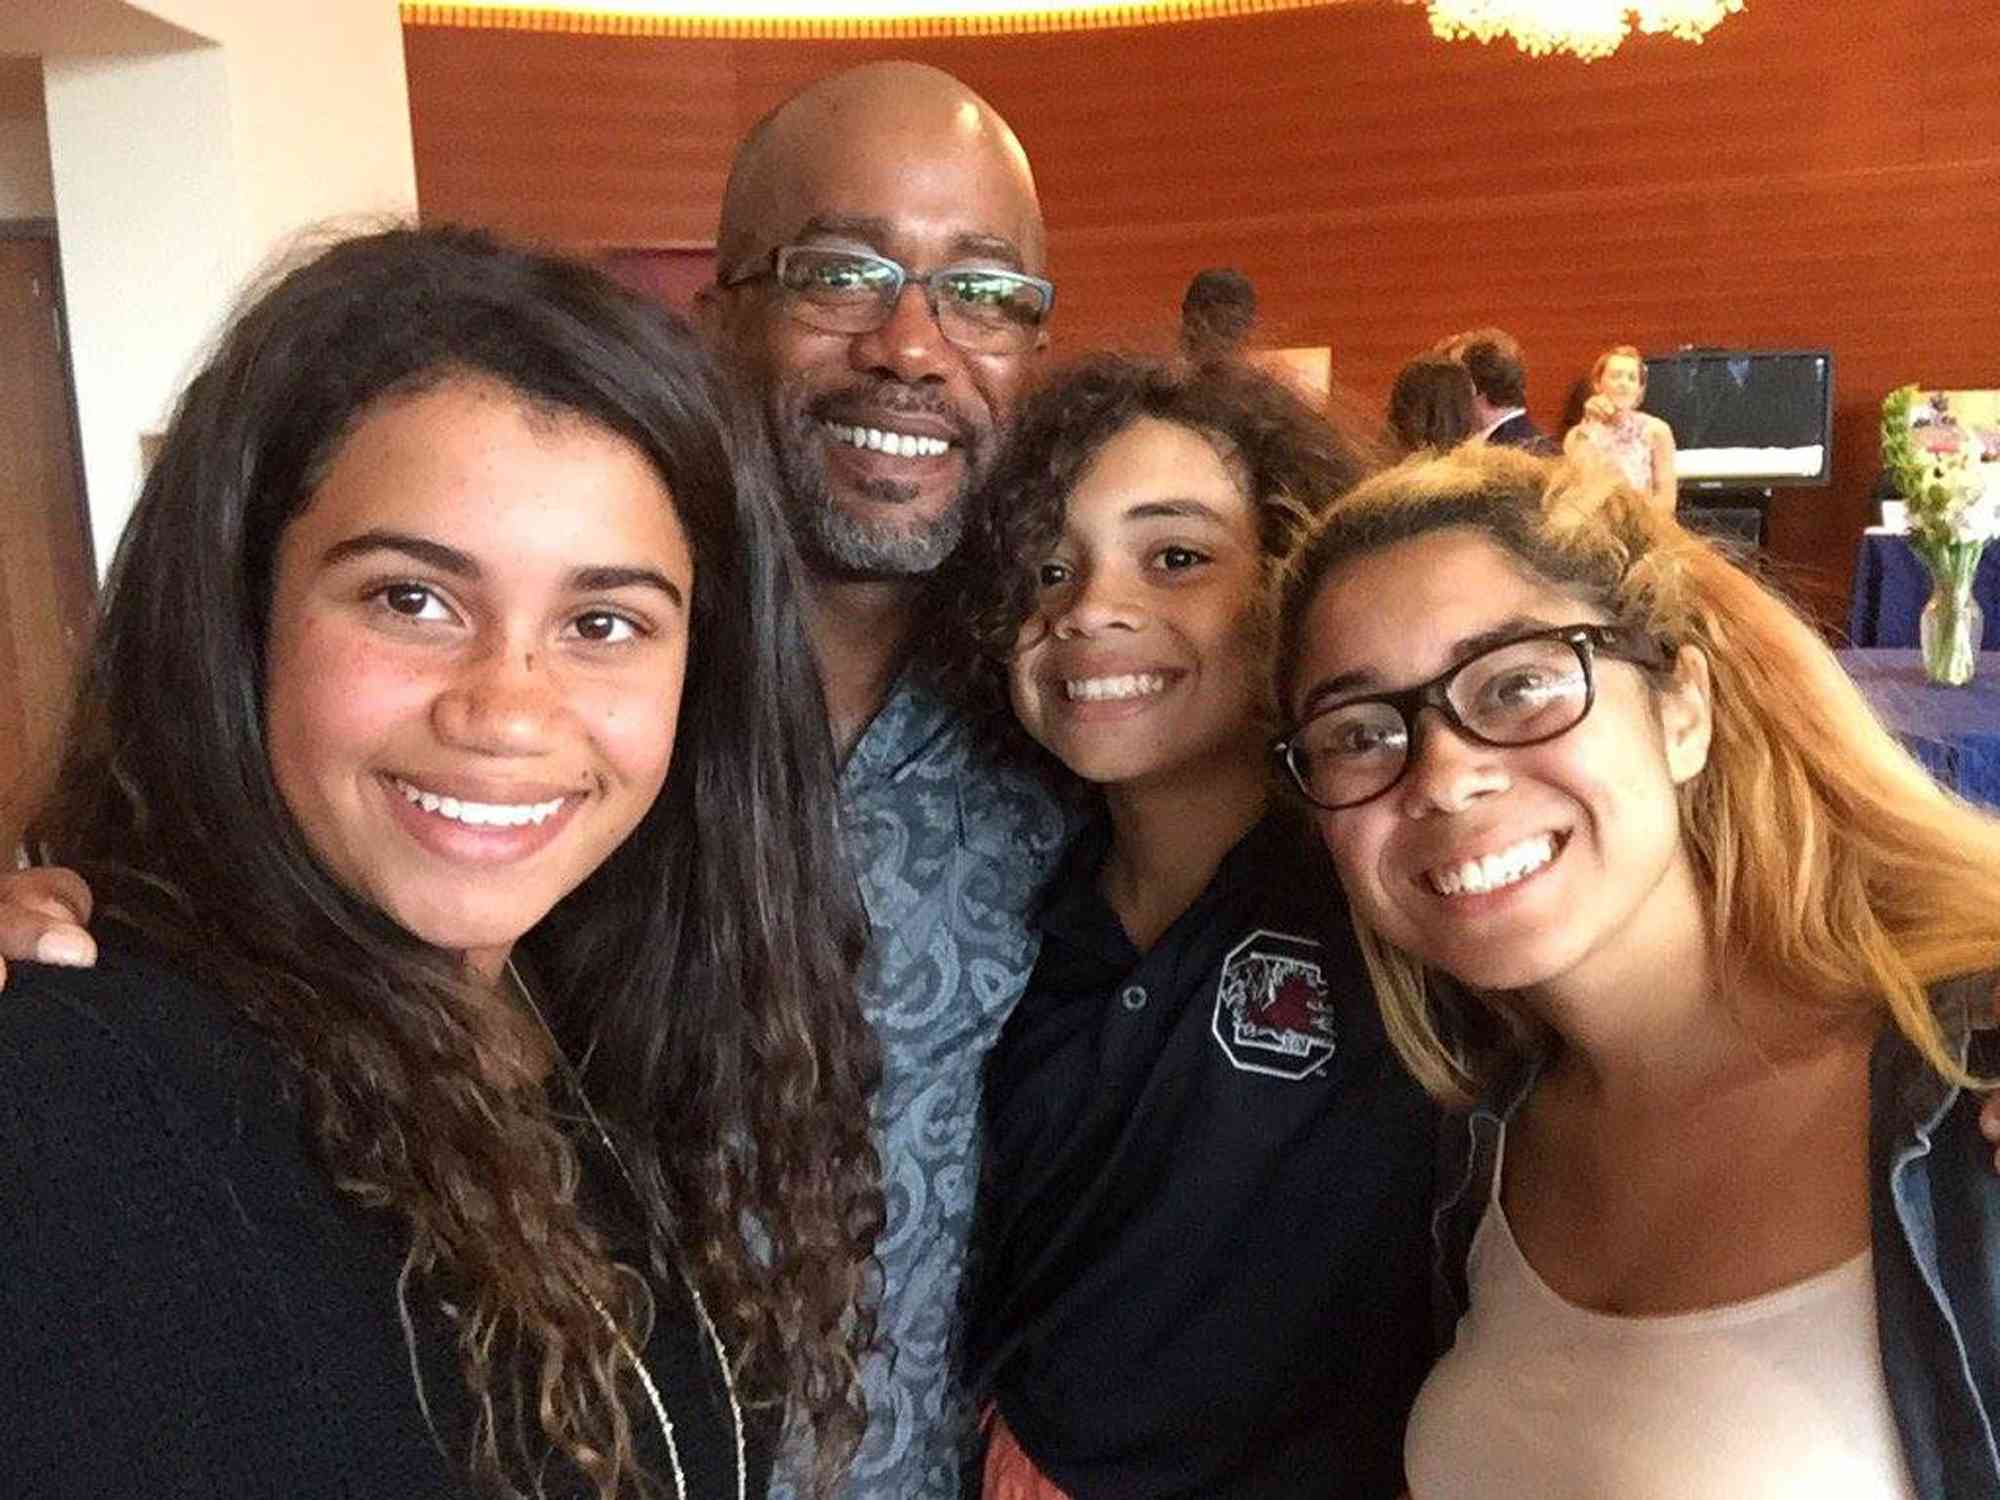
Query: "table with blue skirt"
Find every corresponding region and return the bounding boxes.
[1837,649,2000,809]
[1846,533,2000,649]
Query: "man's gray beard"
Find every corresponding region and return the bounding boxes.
[777,430,971,580]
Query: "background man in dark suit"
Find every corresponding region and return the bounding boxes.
[1438,325,1557,454]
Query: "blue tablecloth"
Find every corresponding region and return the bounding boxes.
[1846,534,2000,649]
[1838,649,2000,808]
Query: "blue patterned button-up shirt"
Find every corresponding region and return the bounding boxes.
[770,680,1071,1500]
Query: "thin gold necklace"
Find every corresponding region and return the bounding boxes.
[504,957,746,1500]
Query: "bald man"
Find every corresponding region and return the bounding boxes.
[698,65,1070,1499]
[2,60,1068,1500]
[701,62,1051,745]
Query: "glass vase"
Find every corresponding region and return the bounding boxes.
[1919,567,1983,687]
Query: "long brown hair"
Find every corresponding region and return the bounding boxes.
[18,227,880,1495]
[1276,444,2000,1103]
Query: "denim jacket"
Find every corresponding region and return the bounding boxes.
[1429,972,2000,1500]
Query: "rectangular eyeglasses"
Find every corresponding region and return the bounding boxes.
[1272,624,1671,812]
[719,245,1054,355]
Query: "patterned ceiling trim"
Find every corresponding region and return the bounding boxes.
[398,1,1351,40]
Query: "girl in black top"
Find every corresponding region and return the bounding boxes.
[948,354,1435,1499]
[0,227,879,1499]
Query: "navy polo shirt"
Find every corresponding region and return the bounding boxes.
[968,808,1437,1500]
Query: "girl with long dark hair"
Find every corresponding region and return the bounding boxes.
[0,226,879,1499]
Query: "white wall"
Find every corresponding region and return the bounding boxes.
[44,47,239,560]
[37,0,417,567]
[129,0,417,256]
[0,60,55,219]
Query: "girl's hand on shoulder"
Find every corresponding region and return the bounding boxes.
[0,867,95,991]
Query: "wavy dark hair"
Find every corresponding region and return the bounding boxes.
[18,226,880,1496]
[932,352,1383,757]
[1386,355,1478,453]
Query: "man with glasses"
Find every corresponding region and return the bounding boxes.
[698,63,1071,1500]
[701,61,1052,693]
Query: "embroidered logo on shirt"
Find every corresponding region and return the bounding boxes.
[1211,929,1337,1079]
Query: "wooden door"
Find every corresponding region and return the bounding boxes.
[0,232,94,824]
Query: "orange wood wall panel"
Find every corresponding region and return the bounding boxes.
[403,0,2000,623]
[404,26,740,246]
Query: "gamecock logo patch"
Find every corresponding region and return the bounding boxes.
[1211,929,1338,1079]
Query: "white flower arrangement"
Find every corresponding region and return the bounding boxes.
[1880,385,1992,683]
[1908,443,2000,549]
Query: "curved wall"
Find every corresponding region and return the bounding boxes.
[405,0,2000,618]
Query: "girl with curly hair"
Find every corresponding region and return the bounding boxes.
[0,227,879,1499]
[950,353,1435,1500]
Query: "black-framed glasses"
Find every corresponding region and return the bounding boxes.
[718,245,1054,355]
[1272,625,1671,812]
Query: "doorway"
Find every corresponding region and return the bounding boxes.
[0,224,94,826]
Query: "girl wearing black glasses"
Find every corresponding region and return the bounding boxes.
[1276,443,2000,1498]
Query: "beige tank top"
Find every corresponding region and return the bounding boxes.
[1405,1128,1919,1499]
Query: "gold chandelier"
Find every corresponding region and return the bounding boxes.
[1411,0,1744,59]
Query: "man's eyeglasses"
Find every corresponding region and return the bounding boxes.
[1272,625,1671,812]
[719,246,1054,355]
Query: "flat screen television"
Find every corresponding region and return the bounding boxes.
[1641,348,1833,489]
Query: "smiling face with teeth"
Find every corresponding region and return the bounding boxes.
[1292,527,1713,1005]
[1009,417,1268,792]
[707,68,1047,582]
[262,378,692,979]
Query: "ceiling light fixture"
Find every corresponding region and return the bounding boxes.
[1412,0,1744,60]
[398,1,1347,40]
